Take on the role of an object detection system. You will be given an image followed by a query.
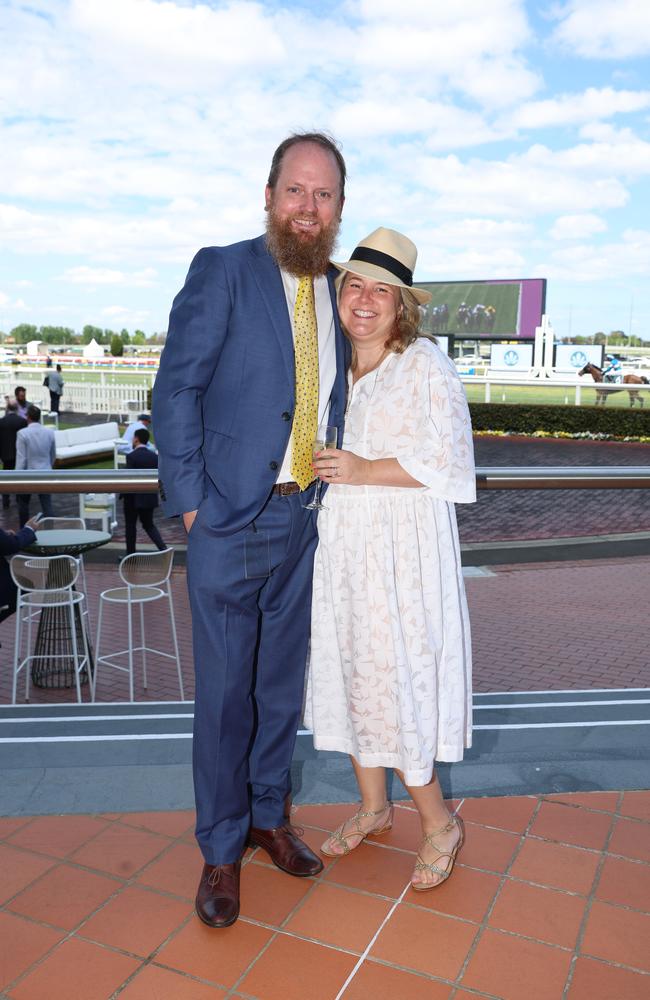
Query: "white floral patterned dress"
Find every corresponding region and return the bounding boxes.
[305,338,476,785]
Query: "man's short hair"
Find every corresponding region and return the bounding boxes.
[267,132,346,199]
[27,404,41,422]
[133,428,150,446]
[137,413,151,422]
[5,396,18,412]
[15,385,25,396]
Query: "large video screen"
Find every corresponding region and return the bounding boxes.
[413,278,546,340]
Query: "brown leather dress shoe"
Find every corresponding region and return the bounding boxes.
[195,861,241,928]
[249,823,324,877]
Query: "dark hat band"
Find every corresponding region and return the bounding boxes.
[349,246,413,286]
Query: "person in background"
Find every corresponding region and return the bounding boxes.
[602,354,622,383]
[0,517,41,624]
[117,413,152,453]
[0,397,27,510]
[15,405,56,526]
[47,364,64,414]
[14,387,30,420]
[123,428,166,555]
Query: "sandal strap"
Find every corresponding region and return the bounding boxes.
[324,803,392,855]
[414,852,454,876]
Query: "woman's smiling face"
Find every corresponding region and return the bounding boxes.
[338,273,400,350]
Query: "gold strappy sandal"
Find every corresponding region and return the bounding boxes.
[320,803,394,858]
[411,814,465,891]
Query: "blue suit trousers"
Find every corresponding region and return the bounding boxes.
[186,485,318,865]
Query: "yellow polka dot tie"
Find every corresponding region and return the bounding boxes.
[290,276,319,490]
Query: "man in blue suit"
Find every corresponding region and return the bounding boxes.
[153,133,348,927]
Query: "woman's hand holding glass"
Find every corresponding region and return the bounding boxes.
[312,448,370,486]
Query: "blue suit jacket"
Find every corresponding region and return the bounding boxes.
[152,235,348,534]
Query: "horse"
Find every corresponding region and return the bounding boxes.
[578,362,649,407]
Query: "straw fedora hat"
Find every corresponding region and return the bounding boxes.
[333,228,431,304]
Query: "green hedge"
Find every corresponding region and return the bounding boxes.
[469,403,650,439]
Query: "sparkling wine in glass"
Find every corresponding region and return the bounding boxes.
[304,424,337,511]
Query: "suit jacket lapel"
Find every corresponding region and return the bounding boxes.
[249,236,294,386]
[327,266,349,444]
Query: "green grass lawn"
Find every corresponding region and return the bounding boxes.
[462,381,645,409]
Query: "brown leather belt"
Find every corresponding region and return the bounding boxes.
[272,480,314,496]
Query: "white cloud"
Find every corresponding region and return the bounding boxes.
[0,291,30,312]
[551,0,650,59]
[60,266,158,287]
[510,87,650,129]
[550,214,607,240]
[536,229,650,281]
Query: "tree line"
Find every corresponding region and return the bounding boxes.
[0,324,167,347]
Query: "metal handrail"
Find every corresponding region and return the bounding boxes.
[0,467,648,493]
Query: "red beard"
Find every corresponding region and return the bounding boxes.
[265,206,340,277]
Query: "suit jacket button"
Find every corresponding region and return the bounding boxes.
[269,461,278,471]
[281,411,291,421]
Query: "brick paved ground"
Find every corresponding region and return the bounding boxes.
[2,554,648,704]
[2,791,649,1000]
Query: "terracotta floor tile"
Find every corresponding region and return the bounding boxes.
[322,840,414,897]
[118,810,195,838]
[343,961,453,1000]
[119,964,226,998]
[530,801,613,851]
[545,791,620,813]
[6,815,109,859]
[0,843,56,904]
[459,795,537,833]
[581,899,650,972]
[70,822,169,877]
[459,822,520,873]
[293,802,361,830]
[489,879,586,948]
[596,855,650,912]
[620,790,650,822]
[374,802,422,852]
[608,816,650,863]
[568,956,650,999]
[285,882,391,951]
[0,912,63,991]
[136,840,201,900]
[510,838,600,895]
[239,934,357,1000]
[80,884,192,956]
[7,863,121,930]
[7,936,140,1000]
[239,861,314,926]
[462,927,572,1000]
[0,817,32,839]
[405,865,501,922]
[155,917,272,988]
[371,903,478,980]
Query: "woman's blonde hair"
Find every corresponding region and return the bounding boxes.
[336,273,426,366]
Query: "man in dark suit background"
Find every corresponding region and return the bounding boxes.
[0,397,27,509]
[123,428,166,555]
[0,517,40,624]
[153,132,348,927]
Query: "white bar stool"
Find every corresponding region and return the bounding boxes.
[10,554,91,703]
[93,548,184,702]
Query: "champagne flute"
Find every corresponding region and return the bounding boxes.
[304,424,337,511]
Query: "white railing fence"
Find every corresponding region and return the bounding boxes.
[0,377,149,417]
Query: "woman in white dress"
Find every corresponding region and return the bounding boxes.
[306,228,475,890]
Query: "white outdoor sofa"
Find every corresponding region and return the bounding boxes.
[54,422,120,466]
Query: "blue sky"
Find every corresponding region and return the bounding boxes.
[1,0,649,338]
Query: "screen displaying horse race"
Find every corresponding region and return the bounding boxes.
[413,278,547,340]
